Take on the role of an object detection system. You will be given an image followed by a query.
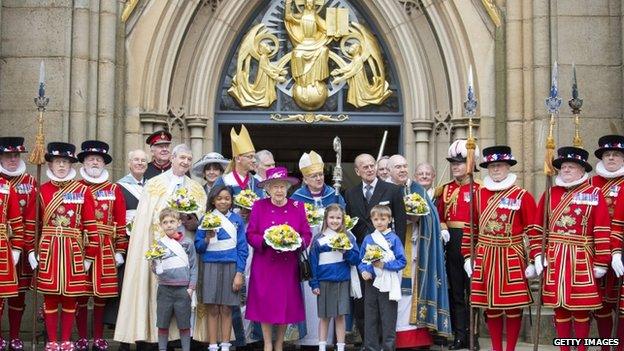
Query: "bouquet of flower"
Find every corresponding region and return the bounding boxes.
[344,215,358,231]
[167,187,199,213]
[199,212,222,231]
[361,244,385,264]
[144,240,166,260]
[234,189,259,209]
[328,232,353,251]
[264,224,302,251]
[304,203,323,227]
[404,192,430,216]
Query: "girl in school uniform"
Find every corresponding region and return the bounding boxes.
[309,204,360,351]
[195,185,248,351]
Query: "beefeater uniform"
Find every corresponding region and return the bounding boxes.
[434,139,480,349]
[461,146,535,351]
[75,141,128,351]
[31,142,99,351]
[529,147,611,351]
[590,135,624,349]
[0,137,36,351]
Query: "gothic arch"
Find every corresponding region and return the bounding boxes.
[123,0,497,169]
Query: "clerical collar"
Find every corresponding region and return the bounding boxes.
[483,173,517,191]
[596,161,624,179]
[0,159,26,178]
[47,168,76,183]
[555,173,589,188]
[79,167,109,184]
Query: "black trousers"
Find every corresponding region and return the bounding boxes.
[363,280,397,351]
[445,227,471,342]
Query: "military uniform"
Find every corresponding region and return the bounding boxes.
[530,147,610,351]
[33,142,99,351]
[0,137,36,350]
[74,141,128,351]
[144,130,172,181]
[461,146,535,351]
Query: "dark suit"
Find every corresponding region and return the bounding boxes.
[344,178,406,343]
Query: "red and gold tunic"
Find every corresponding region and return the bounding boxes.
[591,175,624,304]
[80,180,128,297]
[435,178,480,230]
[33,180,99,296]
[2,172,37,291]
[0,178,25,297]
[529,181,611,310]
[608,181,624,312]
[461,184,536,308]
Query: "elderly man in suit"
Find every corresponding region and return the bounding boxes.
[344,153,406,346]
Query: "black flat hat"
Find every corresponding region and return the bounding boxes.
[77,140,112,164]
[45,142,78,163]
[552,146,592,172]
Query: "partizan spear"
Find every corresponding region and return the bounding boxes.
[464,65,478,351]
[29,61,49,351]
[533,61,562,351]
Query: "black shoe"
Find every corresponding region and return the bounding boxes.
[448,339,468,350]
[472,338,480,351]
[117,343,130,351]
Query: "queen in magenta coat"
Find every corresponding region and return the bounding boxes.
[245,167,312,347]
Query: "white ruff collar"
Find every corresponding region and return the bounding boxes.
[555,173,589,188]
[0,159,26,177]
[79,167,109,184]
[484,173,517,191]
[596,161,624,179]
[46,168,76,182]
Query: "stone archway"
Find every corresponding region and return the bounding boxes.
[123,0,498,176]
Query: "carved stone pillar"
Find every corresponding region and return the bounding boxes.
[411,120,434,163]
[139,112,169,145]
[451,117,480,141]
[187,116,209,159]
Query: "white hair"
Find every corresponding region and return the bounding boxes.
[171,144,192,158]
[255,149,274,163]
[127,149,147,160]
[415,162,435,175]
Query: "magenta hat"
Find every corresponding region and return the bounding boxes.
[258,166,300,188]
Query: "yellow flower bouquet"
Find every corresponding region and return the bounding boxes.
[404,192,430,216]
[304,203,323,227]
[199,212,222,231]
[328,232,353,251]
[167,187,199,213]
[144,240,166,260]
[345,215,359,231]
[264,224,302,251]
[234,189,259,209]
[361,244,385,264]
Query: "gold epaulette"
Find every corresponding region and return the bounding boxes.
[434,180,455,199]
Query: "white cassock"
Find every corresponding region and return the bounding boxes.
[114,170,206,343]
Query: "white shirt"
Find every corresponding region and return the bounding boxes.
[362,177,379,198]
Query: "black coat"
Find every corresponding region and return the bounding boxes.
[344,179,407,245]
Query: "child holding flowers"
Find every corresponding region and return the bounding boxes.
[309,204,360,351]
[194,186,248,351]
[358,205,406,351]
[151,208,197,351]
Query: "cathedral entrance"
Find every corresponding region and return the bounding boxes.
[218,123,400,190]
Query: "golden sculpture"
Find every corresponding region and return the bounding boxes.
[228,0,392,110]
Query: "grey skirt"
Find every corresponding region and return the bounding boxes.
[202,262,240,306]
[317,280,350,318]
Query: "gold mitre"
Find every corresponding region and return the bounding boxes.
[230,125,255,157]
[299,150,324,177]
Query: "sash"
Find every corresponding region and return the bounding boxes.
[478,186,518,231]
[549,183,592,231]
[371,231,401,301]
[160,236,189,270]
[206,210,237,252]
[318,229,362,298]
[118,181,143,203]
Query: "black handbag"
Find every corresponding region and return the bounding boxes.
[298,249,312,282]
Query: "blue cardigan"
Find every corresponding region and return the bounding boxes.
[357,230,406,277]
[194,211,249,273]
[308,231,360,290]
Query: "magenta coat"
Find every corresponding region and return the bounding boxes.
[245,198,312,324]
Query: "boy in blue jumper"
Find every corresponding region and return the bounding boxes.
[358,205,406,351]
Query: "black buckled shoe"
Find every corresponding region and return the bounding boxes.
[448,338,468,350]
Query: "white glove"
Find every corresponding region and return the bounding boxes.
[612,253,624,277]
[463,259,473,278]
[115,253,125,267]
[155,260,164,275]
[28,252,38,270]
[594,266,607,279]
[440,229,450,244]
[525,264,537,279]
[534,255,548,276]
[11,250,20,267]
[84,259,92,272]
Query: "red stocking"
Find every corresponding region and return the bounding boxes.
[43,295,60,343]
[505,309,522,351]
[7,293,25,339]
[75,296,89,339]
[572,311,590,351]
[554,308,572,351]
[594,304,614,351]
[60,296,77,342]
[93,297,106,339]
[485,309,503,351]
